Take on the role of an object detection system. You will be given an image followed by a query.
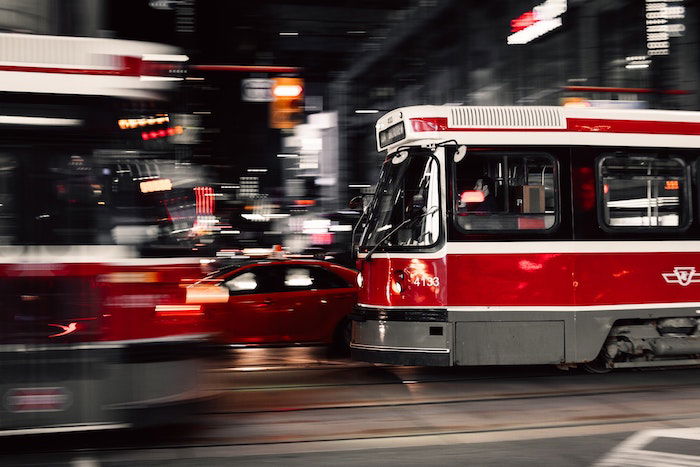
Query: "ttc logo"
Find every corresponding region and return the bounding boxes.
[662,267,700,286]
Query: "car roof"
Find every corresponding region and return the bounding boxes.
[206,258,348,278]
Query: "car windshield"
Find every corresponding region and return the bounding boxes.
[359,148,440,249]
[203,259,257,280]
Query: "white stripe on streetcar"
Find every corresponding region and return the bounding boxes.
[360,241,700,259]
[357,303,700,312]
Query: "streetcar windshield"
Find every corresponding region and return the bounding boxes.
[359,148,440,249]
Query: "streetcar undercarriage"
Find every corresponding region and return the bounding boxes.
[589,317,700,371]
[352,308,700,371]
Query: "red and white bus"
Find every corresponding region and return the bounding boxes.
[351,105,700,371]
[0,32,217,435]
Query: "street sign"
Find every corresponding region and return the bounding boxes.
[242,78,273,102]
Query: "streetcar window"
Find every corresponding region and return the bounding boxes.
[360,149,440,249]
[0,147,208,247]
[599,155,689,229]
[0,155,17,244]
[29,152,102,244]
[453,151,557,232]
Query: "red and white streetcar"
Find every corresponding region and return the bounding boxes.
[0,32,216,435]
[351,105,700,371]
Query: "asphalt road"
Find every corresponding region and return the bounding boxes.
[4,347,700,466]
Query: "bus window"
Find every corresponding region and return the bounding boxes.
[453,151,557,231]
[599,155,689,228]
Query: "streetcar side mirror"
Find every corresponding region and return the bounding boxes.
[348,194,373,212]
[454,145,467,163]
[348,196,363,210]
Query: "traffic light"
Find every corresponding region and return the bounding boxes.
[269,77,304,129]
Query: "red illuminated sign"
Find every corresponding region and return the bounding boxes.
[141,125,184,140]
[511,11,538,32]
[507,0,567,45]
[194,186,215,215]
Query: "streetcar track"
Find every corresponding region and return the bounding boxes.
[29,411,700,455]
[215,369,700,393]
[5,369,700,458]
[217,369,582,391]
[214,364,700,392]
[189,412,700,447]
[219,375,545,391]
[203,382,699,415]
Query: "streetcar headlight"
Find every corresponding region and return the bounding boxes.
[357,272,363,288]
[391,280,402,294]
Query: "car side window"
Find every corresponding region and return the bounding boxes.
[310,267,351,289]
[223,267,278,295]
[223,271,259,294]
[284,267,315,290]
[276,265,353,292]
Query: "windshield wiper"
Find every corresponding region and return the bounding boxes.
[364,206,438,262]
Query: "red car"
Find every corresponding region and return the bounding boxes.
[186,259,358,349]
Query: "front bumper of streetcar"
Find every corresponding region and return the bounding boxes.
[349,306,451,366]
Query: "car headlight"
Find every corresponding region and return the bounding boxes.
[357,272,363,287]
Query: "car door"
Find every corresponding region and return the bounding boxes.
[307,265,356,341]
[255,265,320,343]
[268,264,355,343]
[216,265,288,343]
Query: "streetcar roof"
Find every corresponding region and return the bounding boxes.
[0,32,182,98]
[375,105,700,152]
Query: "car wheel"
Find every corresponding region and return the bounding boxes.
[331,318,352,356]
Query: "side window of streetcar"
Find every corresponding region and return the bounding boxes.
[453,150,557,231]
[0,155,17,244]
[598,155,688,229]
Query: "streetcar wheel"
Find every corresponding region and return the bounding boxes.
[582,355,612,374]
